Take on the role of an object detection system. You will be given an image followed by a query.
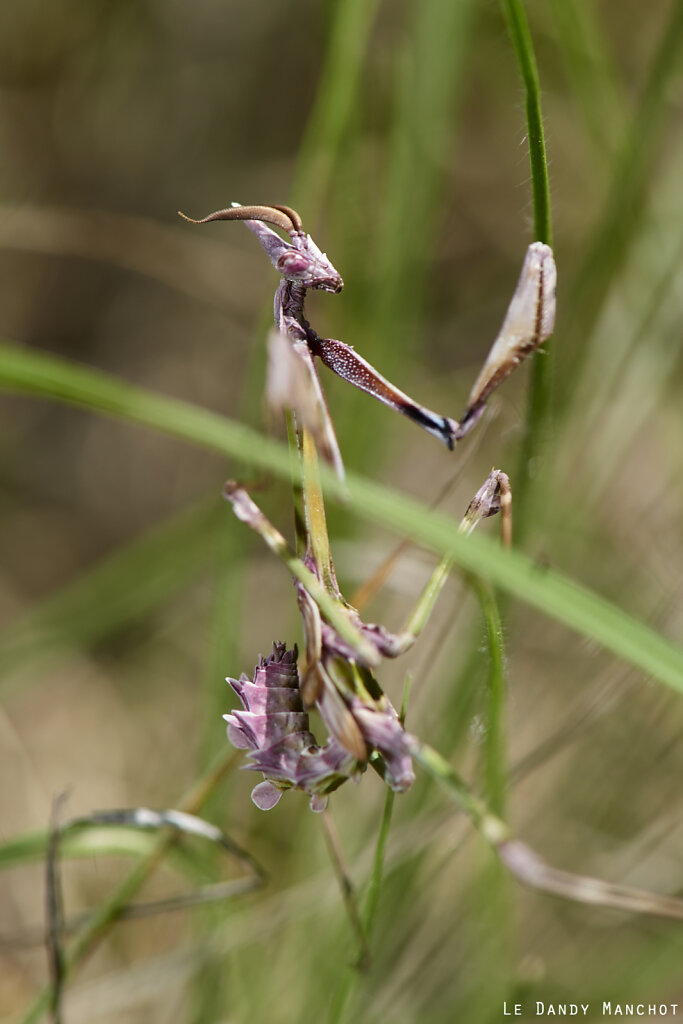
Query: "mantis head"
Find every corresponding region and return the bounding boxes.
[179,202,343,294]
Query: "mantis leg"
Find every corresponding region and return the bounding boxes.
[267,330,346,482]
[456,242,556,440]
[374,470,512,658]
[224,482,380,669]
[311,335,458,450]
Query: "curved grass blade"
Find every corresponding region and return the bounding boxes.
[1,339,683,695]
[16,749,248,1024]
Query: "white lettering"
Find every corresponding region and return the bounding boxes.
[536,1004,598,1017]
[503,1004,522,1016]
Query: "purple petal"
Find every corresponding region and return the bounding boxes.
[251,781,284,811]
[234,684,303,714]
[224,717,254,750]
[231,711,310,748]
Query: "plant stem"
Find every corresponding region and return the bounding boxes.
[320,811,369,971]
[468,578,507,818]
[500,0,554,544]
[500,0,552,247]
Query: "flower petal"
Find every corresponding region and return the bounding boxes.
[251,781,284,811]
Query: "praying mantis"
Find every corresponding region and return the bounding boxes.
[180,202,554,810]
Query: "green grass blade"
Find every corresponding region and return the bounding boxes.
[2,339,683,694]
[0,338,292,471]
[0,827,203,873]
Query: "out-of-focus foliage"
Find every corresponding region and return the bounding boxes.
[1,1,682,1022]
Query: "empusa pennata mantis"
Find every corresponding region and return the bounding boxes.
[173,203,683,930]
[178,202,550,806]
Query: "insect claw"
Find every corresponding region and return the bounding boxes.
[452,404,485,441]
[444,417,459,450]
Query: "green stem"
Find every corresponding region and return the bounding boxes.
[468,578,507,818]
[391,554,453,654]
[500,0,552,247]
[227,486,381,667]
[411,741,506,841]
[362,789,395,942]
[329,678,410,1024]
[328,786,395,1024]
[500,0,554,542]
[320,811,369,971]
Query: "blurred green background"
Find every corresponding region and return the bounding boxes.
[1,1,682,1021]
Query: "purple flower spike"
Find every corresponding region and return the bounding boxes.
[225,643,361,810]
[226,642,417,810]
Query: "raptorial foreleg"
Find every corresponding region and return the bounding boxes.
[311,335,458,450]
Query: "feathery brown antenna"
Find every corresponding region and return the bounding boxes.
[178,204,298,235]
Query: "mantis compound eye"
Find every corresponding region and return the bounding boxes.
[276,250,344,293]
[276,251,314,277]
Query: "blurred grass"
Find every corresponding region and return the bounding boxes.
[1,2,683,1023]
[557,0,683,416]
